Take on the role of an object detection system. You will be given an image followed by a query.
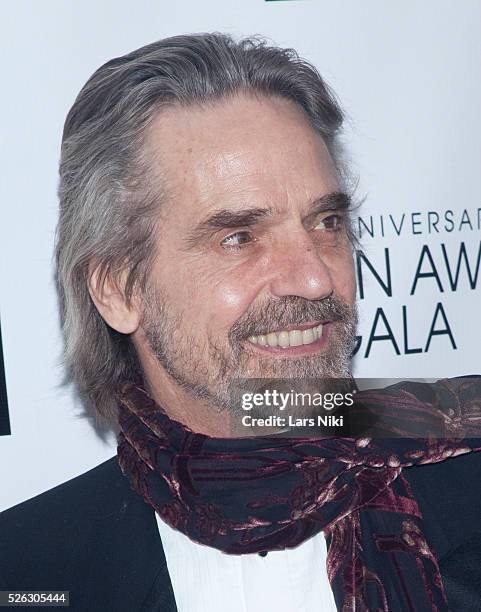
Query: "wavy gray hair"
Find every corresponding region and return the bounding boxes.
[55,32,350,420]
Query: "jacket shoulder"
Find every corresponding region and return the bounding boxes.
[0,457,124,590]
[0,457,174,610]
[2,456,122,528]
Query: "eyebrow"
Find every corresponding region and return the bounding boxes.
[305,191,352,220]
[183,190,351,250]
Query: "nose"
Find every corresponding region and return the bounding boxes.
[267,231,334,301]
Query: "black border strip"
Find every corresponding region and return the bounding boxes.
[0,321,11,436]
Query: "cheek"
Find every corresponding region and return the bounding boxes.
[328,250,357,304]
[205,278,258,335]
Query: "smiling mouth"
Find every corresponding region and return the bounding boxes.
[247,321,327,349]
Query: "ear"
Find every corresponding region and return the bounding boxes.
[87,262,141,334]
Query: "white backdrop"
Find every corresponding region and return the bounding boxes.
[1,0,480,510]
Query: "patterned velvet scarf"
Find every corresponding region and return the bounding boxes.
[117,376,481,611]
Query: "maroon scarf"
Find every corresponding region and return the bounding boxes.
[117,376,481,611]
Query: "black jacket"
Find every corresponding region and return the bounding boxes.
[2,452,481,611]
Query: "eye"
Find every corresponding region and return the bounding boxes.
[220,230,255,250]
[314,213,344,231]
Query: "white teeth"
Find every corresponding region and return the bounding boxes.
[302,328,314,345]
[289,330,303,347]
[248,324,323,348]
[266,332,278,347]
[278,331,290,348]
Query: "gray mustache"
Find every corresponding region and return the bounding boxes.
[229,295,352,341]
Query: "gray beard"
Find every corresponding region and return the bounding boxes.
[140,287,358,414]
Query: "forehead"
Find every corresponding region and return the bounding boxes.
[145,94,340,220]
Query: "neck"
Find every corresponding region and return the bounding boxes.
[148,376,232,436]
[137,349,232,437]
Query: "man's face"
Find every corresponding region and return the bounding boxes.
[135,94,357,412]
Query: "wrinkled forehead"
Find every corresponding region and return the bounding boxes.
[143,93,340,225]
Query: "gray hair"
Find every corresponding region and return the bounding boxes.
[55,32,350,420]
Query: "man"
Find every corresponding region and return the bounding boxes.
[1,33,481,612]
